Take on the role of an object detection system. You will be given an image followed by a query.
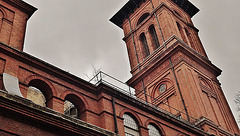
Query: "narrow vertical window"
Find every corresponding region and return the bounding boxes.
[123,114,140,136]
[184,28,195,49]
[149,25,160,50]
[140,33,150,58]
[176,22,188,44]
[148,124,162,136]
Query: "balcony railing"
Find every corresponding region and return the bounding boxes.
[89,71,198,124]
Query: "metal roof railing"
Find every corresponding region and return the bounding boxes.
[89,71,198,124]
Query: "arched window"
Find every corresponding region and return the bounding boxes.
[137,13,150,26]
[140,33,150,58]
[27,79,53,107]
[148,124,162,136]
[64,100,78,118]
[64,94,85,119]
[149,25,160,50]
[123,113,140,136]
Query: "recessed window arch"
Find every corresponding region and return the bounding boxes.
[137,13,150,26]
[148,123,162,136]
[140,33,150,58]
[123,113,140,136]
[27,79,53,107]
[149,25,160,50]
[64,100,78,118]
[64,94,86,119]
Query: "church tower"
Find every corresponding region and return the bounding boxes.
[111,0,239,135]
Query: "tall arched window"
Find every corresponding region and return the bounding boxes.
[140,33,150,58]
[148,123,162,136]
[123,113,140,136]
[137,13,150,26]
[149,25,160,50]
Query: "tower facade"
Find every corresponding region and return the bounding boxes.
[111,0,239,135]
[0,0,35,51]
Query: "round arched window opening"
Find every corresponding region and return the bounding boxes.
[137,13,150,26]
[64,94,86,120]
[64,100,78,118]
[123,113,140,136]
[159,84,166,93]
[148,123,162,136]
[27,86,46,107]
[27,79,53,107]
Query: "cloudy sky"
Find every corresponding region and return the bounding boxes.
[22,0,240,126]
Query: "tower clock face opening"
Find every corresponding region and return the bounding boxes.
[159,84,166,93]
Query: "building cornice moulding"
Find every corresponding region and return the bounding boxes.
[3,0,37,19]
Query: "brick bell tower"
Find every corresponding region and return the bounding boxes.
[111,0,239,135]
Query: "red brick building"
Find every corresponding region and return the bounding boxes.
[0,0,239,136]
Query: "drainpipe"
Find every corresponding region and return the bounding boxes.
[169,59,190,121]
[141,80,148,101]
[111,97,119,134]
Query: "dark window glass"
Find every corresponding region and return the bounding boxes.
[140,33,150,58]
[149,25,160,50]
[137,13,150,25]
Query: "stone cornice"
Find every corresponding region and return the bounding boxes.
[127,36,221,87]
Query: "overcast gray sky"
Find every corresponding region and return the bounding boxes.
[22,0,240,127]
